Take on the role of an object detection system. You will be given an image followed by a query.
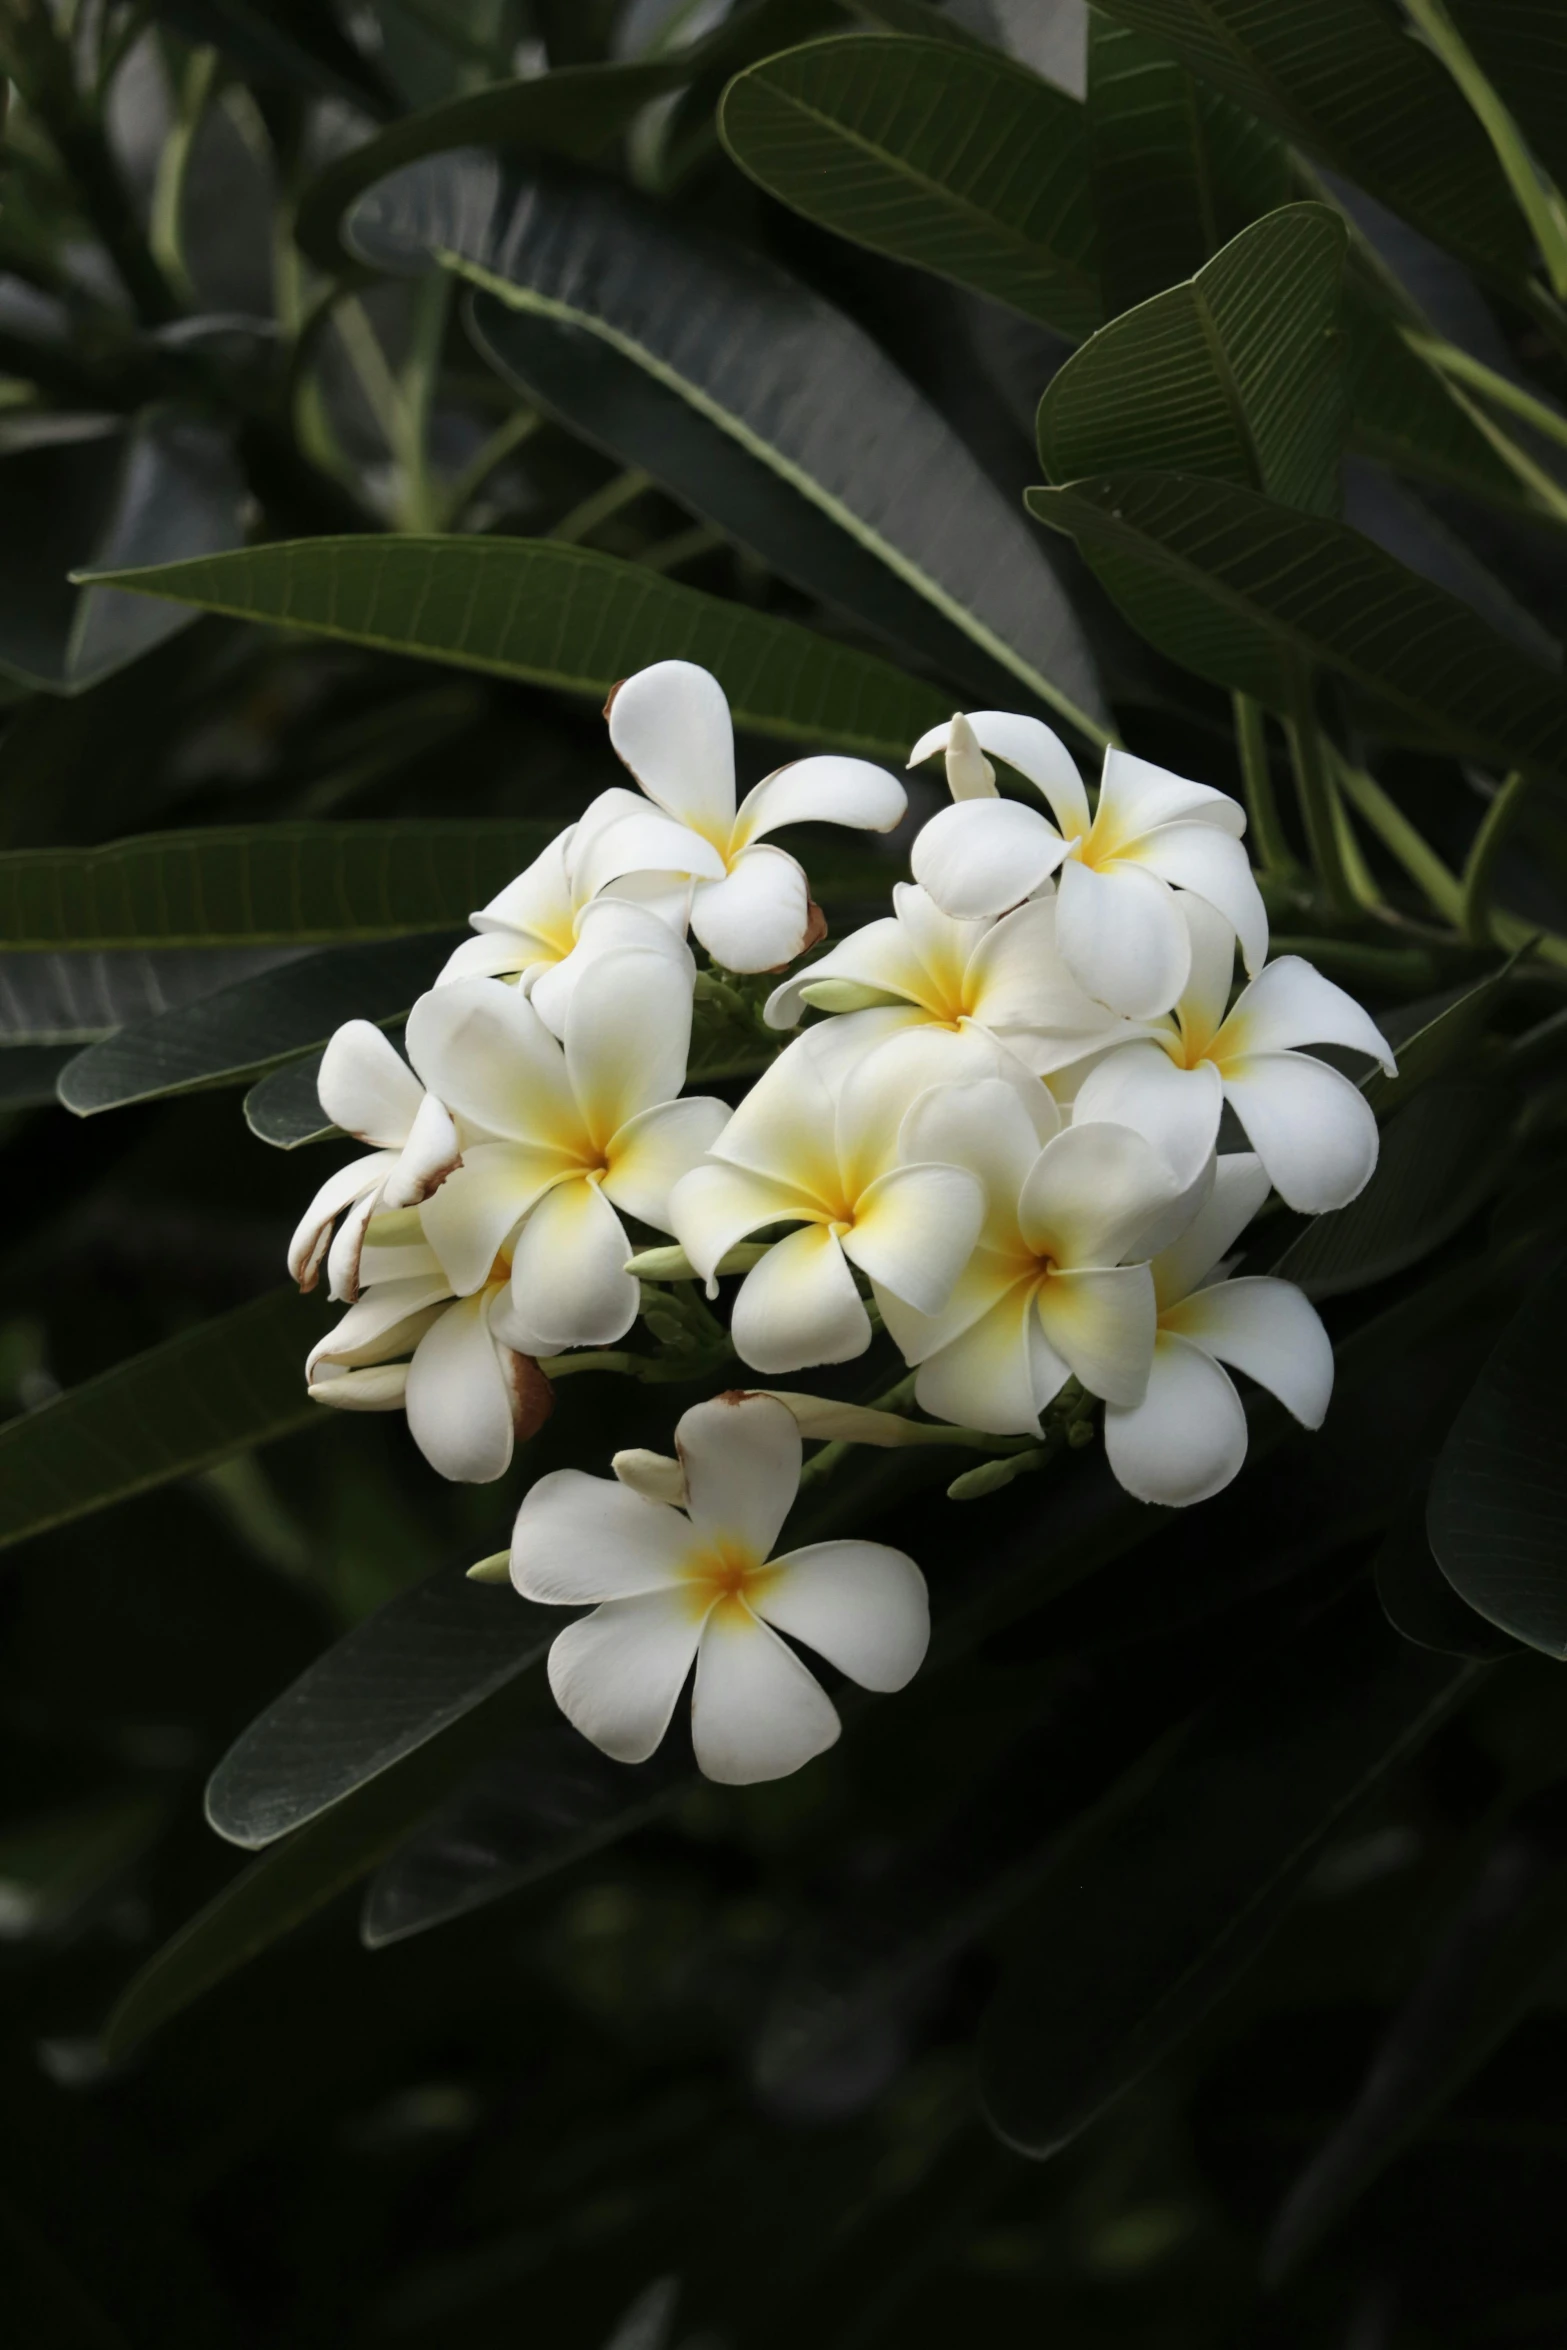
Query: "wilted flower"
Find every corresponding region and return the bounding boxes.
[287,1021,458,1302]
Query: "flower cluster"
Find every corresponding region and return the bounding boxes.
[290,663,1392,1781]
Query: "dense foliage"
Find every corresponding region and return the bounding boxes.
[2,2,1567,2345]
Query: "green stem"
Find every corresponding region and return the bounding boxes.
[394,272,451,534]
[550,467,652,545]
[640,521,727,574]
[1282,674,1355,914]
[1460,769,1533,945]
[1230,692,1295,875]
[149,45,219,303]
[441,405,542,528]
[1402,330,1567,459]
[333,294,410,459]
[798,1372,916,1490]
[1405,0,1567,301]
[1328,751,1465,925]
[1328,779,1383,912]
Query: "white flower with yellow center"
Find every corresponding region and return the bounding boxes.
[874,1075,1179,1436]
[908,712,1268,1019]
[602,659,909,971]
[668,1026,991,1374]
[305,1237,553,1484]
[1104,1155,1333,1505]
[511,1393,929,1784]
[761,881,1139,1074]
[1071,897,1397,1214]
[407,947,728,1356]
[287,1021,459,1303]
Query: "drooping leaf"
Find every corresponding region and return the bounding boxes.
[1344,283,1545,519]
[1428,1261,1567,1659]
[1361,958,1517,1117]
[206,1566,556,1849]
[82,539,952,761]
[0,945,304,1046]
[1376,1491,1522,1661]
[56,934,453,1114]
[0,411,245,695]
[1085,9,1291,318]
[0,1287,332,1554]
[0,821,553,949]
[347,152,1109,742]
[103,1667,543,2058]
[980,1589,1481,2157]
[1272,1079,1517,1301]
[1039,203,1350,518]
[1026,471,1567,772]
[718,34,1101,339]
[1446,1,1567,206]
[243,1049,342,1150]
[1265,1783,1567,2277]
[1089,0,1531,290]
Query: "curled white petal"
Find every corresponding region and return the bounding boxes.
[1216,955,1396,1075]
[548,1593,707,1766]
[1220,1050,1380,1213]
[317,1020,424,1146]
[729,1223,872,1374]
[690,1605,841,1785]
[689,843,812,972]
[511,1467,690,1602]
[734,754,906,844]
[1168,1275,1333,1428]
[1103,1332,1249,1506]
[912,796,1069,920]
[607,658,738,836]
[676,1392,801,1562]
[1054,857,1191,1020]
[758,1540,929,1690]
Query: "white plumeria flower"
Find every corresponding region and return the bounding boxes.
[762,880,1138,1074]
[286,1021,459,1303]
[511,1392,930,1785]
[305,1240,554,1484]
[1071,897,1396,1214]
[875,1075,1179,1436]
[908,712,1268,1020]
[407,948,728,1356]
[604,659,909,971]
[1104,1155,1333,1506]
[669,1026,990,1374]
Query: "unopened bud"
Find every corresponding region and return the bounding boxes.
[613,1448,689,1506]
[945,711,997,801]
[799,979,906,1014]
[466,1551,511,1584]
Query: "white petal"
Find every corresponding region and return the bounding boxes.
[1131,823,1269,977]
[1167,1275,1333,1427]
[547,1592,706,1765]
[405,977,579,1149]
[730,1223,872,1374]
[1070,1041,1222,1198]
[380,1091,461,1209]
[912,796,1069,920]
[734,754,906,846]
[1173,890,1238,1056]
[758,1541,928,1690]
[690,1604,840,1784]
[1034,1263,1159,1405]
[506,1176,640,1352]
[961,894,1130,1062]
[764,915,932,1030]
[325,1183,380,1304]
[287,1151,393,1289]
[1020,1120,1178,1267]
[436,930,545,985]
[419,1142,571,1295]
[836,1021,1001,1199]
[565,944,695,1149]
[510,1467,691,1602]
[569,807,726,900]
[1094,746,1246,843]
[899,1074,1059,1248]
[1102,1331,1248,1506]
[1214,955,1397,1075]
[1054,857,1191,1020]
[1150,1152,1271,1310]
[601,1095,730,1230]
[668,1158,808,1293]
[403,1294,519,1482]
[689,845,811,973]
[308,1361,409,1411]
[707,1031,842,1203]
[878,1241,1031,1367]
[306,1274,452,1375]
[607,659,737,835]
[528,896,692,1042]
[1221,1050,1380,1213]
[912,1284,1043,1435]
[912,710,1091,837]
[842,1162,985,1315]
[471,828,578,949]
[317,1020,424,1146]
[676,1392,801,1560]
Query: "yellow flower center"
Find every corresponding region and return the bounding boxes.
[679,1538,778,1623]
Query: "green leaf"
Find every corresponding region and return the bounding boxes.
[1362,958,1517,1117]
[1376,1491,1522,1660]
[1026,471,1567,771]
[1039,203,1349,517]
[1265,1786,1567,2277]
[1447,1,1567,210]
[243,1049,341,1149]
[147,0,387,108]
[0,411,244,696]
[103,1666,543,2057]
[0,821,554,950]
[1428,1260,1567,1658]
[81,538,952,761]
[1086,9,1291,317]
[56,934,452,1114]
[347,153,1109,743]
[979,1589,1481,2158]
[1090,0,1532,289]
[206,1565,557,1848]
[718,35,1101,341]
[0,945,296,1047]
[0,1286,332,1555]
[291,0,850,273]
[1272,1079,1517,1301]
[1343,282,1544,518]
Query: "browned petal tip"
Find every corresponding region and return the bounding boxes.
[602,678,625,720]
[765,899,828,973]
[507,1352,557,1444]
